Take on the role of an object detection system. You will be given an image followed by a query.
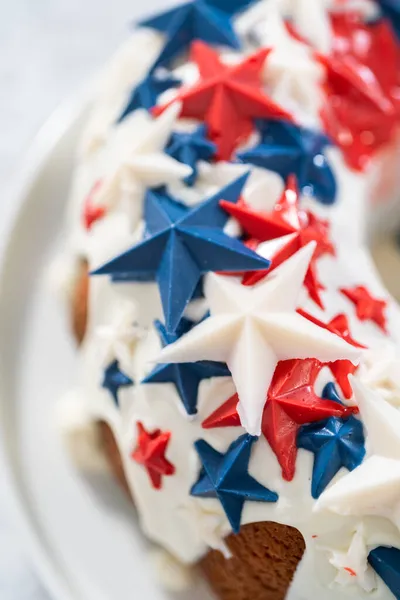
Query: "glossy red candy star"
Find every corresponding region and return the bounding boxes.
[340,285,388,333]
[82,180,106,231]
[298,309,366,398]
[154,41,291,160]
[131,422,175,490]
[221,176,335,308]
[319,13,400,170]
[203,359,356,481]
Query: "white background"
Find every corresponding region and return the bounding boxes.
[0,1,163,598]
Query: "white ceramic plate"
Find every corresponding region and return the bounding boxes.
[0,99,212,600]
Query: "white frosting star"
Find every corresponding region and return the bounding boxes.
[238,1,323,121]
[96,103,192,226]
[359,345,400,407]
[96,301,145,374]
[321,523,376,592]
[316,379,400,529]
[179,499,232,559]
[158,243,360,435]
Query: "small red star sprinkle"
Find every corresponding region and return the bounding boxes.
[153,41,291,160]
[131,422,175,490]
[298,309,366,398]
[221,176,335,308]
[319,13,400,170]
[82,180,106,230]
[344,568,357,577]
[203,359,356,481]
[340,285,388,333]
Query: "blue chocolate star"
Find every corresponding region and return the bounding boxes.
[322,381,343,405]
[92,174,270,333]
[369,546,400,599]
[102,360,133,407]
[378,1,400,39]
[191,434,279,533]
[297,411,365,499]
[139,0,250,68]
[143,318,230,415]
[118,72,181,122]
[239,119,337,205]
[166,125,216,186]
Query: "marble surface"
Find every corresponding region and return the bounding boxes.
[0,1,165,598]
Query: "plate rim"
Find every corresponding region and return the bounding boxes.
[0,91,89,600]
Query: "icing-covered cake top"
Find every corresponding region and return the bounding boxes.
[60,0,400,598]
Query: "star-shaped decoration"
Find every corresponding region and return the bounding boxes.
[96,302,144,372]
[359,345,400,407]
[298,310,366,399]
[191,434,278,533]
[239,119,337,205]
[220,175,335,307]
[377,0,400,40]
[179,499,231,558]
[203,359,357,480]
[165,125,216,186]
[131,421,175,489]
[118,72,181,122]
[95,104,192,226]
[368,545,400,599]
[139,0,253,69]
[157,243,360,435]
[92,174,271,333]
[340,285,388,333]
[320,13,400,170]
[297,410,365,499]
[320,523,377,592]
[142,318,230,415]
[154,41,291,160]
[82,180,106,231]
[316,378,400,530]
[102,360,134,407]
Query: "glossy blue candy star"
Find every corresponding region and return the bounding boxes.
[322,381,343,405]
[166,125,216,186]
[102,360,133,407]
[139,0,252,68]
[118,72,181,122]
[297,410,365,499]
[239,119,337,205]
[191,434,278,533]
[143,319,230,415]
[92,174,271,333]
[378,0,400,39]
[368,546,400,599]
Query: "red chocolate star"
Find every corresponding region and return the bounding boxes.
[340,285,388,333]
[154,41,291,160]
[203,359,356,481]
[221,176,335,308]
[82,180,106,231]
[298,309,365,398]
[131,422,175,489]
[319,13,400,170]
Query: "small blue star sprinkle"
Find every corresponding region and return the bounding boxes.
[102,360,133,407]
[239,119,337,205]
[369,546,400,599]
[92,174,270,333]
[139,0,249,68]
[118,72,181,122]
[166,125,216,186]
[378,0,400,39]
[191,434,278,533]
[142,318,230,415]
[322,382,343,405]
[297,411,365,499]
